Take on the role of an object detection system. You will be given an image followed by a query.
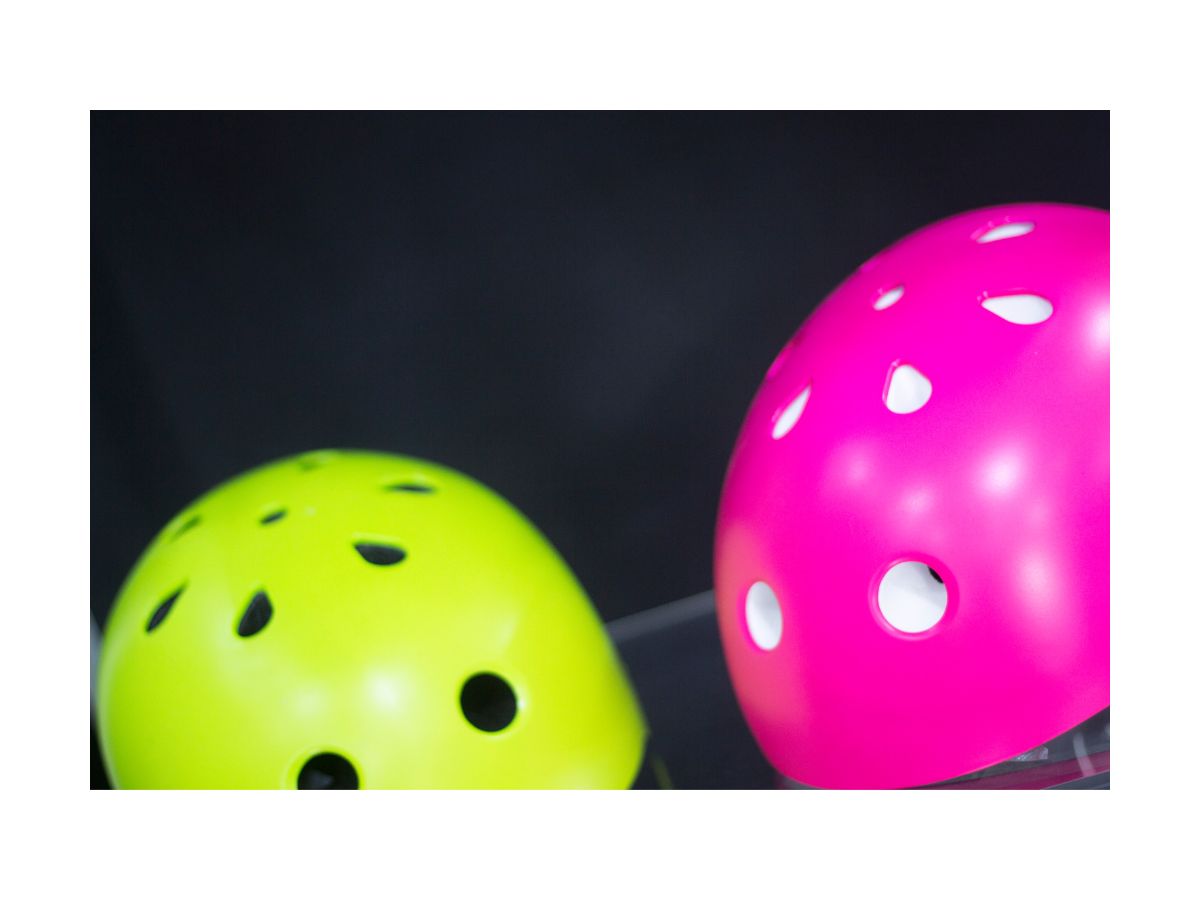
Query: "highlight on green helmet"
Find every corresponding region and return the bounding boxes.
[96,450,650,788]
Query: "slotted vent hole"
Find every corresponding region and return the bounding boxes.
[873,285,904,311]
[981,293,1054,325]
[297,452,336,472]
[171,515,200,541]
[765,340,794,380]
[884,363,932,414]
[976,221,1035,243]
[146,585,185,632]
[385,482,435,494]
[237,591,273,637]
[355,542,407,566]
[771,384,812,440]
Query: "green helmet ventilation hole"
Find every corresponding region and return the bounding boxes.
[354,542,407,566]
[145,585,185,633]
[236,591,273,637]
[297,753,359,789]
[170,515,201,541]
[460,673,518,733]
[385,482,435,494]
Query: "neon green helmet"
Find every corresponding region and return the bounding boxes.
[97,450,648,788]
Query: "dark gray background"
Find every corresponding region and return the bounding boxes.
[91,111,1109,789]
[92,111,1109,627]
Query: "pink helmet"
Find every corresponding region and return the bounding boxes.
[714,203,1109,789]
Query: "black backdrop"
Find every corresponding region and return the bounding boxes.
[92,111,1109,627]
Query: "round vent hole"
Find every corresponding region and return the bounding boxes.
[460,673,518,732]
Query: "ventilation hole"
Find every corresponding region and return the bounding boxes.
[771,383,811,439]
[260,508,287,525]
[385,482,435,494]
[297,452,335,472]
[745,581,783,650]
[354,542,407,566]
[981,293,1054,325]
[873,284,905,311]
[237,591,273,637]
[765,340,793,380]
[877,561,948,633]
[297,753,359,789]
[146,585,184,632]
[857,250,883,274]
[884,363,932,414]
[976,221,1035,243]
[171,515,200,541]
[460,673,518,732]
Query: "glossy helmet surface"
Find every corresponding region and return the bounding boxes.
[98,450,647,788]
[714,204,1109,788]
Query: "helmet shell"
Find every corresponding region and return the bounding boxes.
[98,450,646,788]
[715,204,1109,789]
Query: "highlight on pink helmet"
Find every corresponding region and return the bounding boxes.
[714,203,1109,789]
